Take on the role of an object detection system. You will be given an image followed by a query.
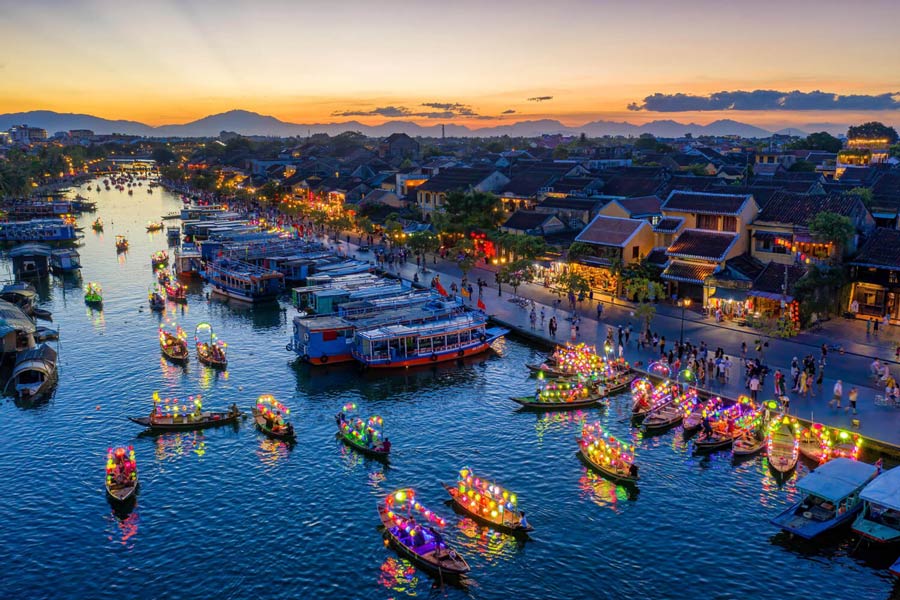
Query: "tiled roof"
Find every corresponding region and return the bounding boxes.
[750,262,807,297]
[645,248,668,266]
[502,210,554,232]
[709,184,780,210]
[417,167,496,192]
[537,197,601,210]
[662,190,751,216]
[501,171,556,197]
[756,191,863,226]
[653,216,684,233]
[667,229,739,262]
[661,260,718,284]
[850,228,900,272]
[725,253,766,281]
[615,195,661,217]
[659,174,718,196]
[601,175,662,198]
[575,215,647,247]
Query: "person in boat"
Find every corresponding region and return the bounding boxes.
[411,525,426,548]
[229,403,239,418]
[701,415,714,439]
[628,463,639,478]
[379,438,391,453]
[518,511,529,530]
[335,412,345,427]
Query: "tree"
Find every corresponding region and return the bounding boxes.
[788,131,843,153]
[151,147,177,166]
[566,241,595,261]
[891,144,900,159]
[556,271,590,300]
[441,190,503,232]
[808,211,855,261]
[552,146,570,160]
[847,187,874,209]
[355,215,376,235]
[634,133,658,151]
[504,234,547,261]
[623,277,665,332]
[451,238,477,278]
[497,259,534,297]
[847,121,899,144]
[407,231,440,266]
[788,160,816,172]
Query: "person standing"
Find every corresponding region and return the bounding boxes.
[540,308,546,327]
[832,380,843,408]
[874,317,880,338]
[660,336,666,357]
[596,302,603,320]
[625,325,632,345]
[848,386,858,414]
[749,374,760,402]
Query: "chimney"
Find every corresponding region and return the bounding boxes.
[442,124,445,140]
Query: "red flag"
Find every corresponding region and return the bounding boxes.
[477,297,486,311]
[435,281,448,297]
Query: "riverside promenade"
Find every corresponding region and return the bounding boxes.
[334,238,900,451]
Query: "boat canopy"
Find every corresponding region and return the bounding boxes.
[0,299,36,336]
[14,343,58,367]
[798,458,878,502]
[861,467,900,510]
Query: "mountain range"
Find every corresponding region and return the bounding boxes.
[0,109,853,139]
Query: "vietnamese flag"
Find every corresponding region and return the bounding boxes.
[435,281,448,297]
[477,297,486,311]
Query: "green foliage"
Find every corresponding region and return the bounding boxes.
[451,238,477,276]
[566,241,595,261]
[407,231,440,258]
[440,190,503,233]
[623,277,665,332]
[634,133,658,151]
[151,147,177,166]
[793,265,848,322]
[497,259,534,296]
[808,211,855,259]
[847,187,874,209]
[847,121,899,144]
[788,160,816,172]
[552,146,570,160]
[355,215,376,235]
[788,131,843,153]
[502,234,547,261]
[891,144,900,159]
[556,271,590,297]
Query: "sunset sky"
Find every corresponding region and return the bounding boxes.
[2,0,899,129]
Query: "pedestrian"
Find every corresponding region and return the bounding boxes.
[790,357,800,391]
[799,370,809,397]
[867,319,872,337]
[540,308,545,327]
[618,342,624,358]
[848,386,858,414]
[740,341,747,359]
[625,325,632,345]
[529,309,537,330]
[597,302,603,320]
[749,374,760,402]
[874,318,880,337]
[831,380,843,408]
[660,336,666,356]
[774,369,785,397]
[816,360,825,393]
[723,356,732,383]
[884,314,890,331]
[548,317,557,338]
[570,322,578,342]
[821,343,828,364]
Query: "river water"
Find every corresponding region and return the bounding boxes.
[0,179,895,600]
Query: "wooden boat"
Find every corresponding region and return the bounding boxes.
[379,489,469,579]
[105,446,138,505]
[5,344,58,401]
[442,467,533,535]
[336,403,390,460]
[195,322,227,369]
[799,424,862,465]
[510,378,606,411]
[252,394,295,440]
[683,397,723,434]
[694,431,738,453]
[766,415,800,477]
[511,393,604,411]
[733,431,766,457]
[853,467,900,544]
[578,422,639,485]
[115,235,129,252]
[164,281,187,303]
[84,282,103,307]
[151,250,168,268]
[146,221,164,232]
[148,284,165,311]
[631,379,679,420]
[642,403,684,433]
[92,218,103,232]
[159,324,189,363]
[771,458,878,539]
[129,396,241,431]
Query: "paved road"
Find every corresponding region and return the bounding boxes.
[328,237,900,448]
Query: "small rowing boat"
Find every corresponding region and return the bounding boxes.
[578,421,639,484]
[683,397,723,434]
[84,282,103,307]
[105,446,138,505]
[148,284,165,311]
[379,489,469,580]
[146,221,164,232]
[195,322,227,369]
[510,378,606,411]
[151,250,168,268]
[631,378,679,420]
[767,414,800,478]
[336,403,390,460]
[733,431,766,457]
[164,280,187,303]
[798,423,862,466]
[694,399,757,454]
[92,218,103,232]
[115,235,129,252]
[642,403,684,433]
[253,394,295,441]
[129,392,241,431]
[159,322,189,363]
[443,467,533,535]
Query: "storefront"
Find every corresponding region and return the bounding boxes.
[706,286,750,320]
[849,228,900,323]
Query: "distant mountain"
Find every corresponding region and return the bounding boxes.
[775,128,809,137]
[0,108,828,139]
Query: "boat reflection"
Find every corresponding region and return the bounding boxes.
[578,468,638,509]
[534,409,588,442]
[159,356,188,377]
[454,516,525,560]
[150,430,207,462]
[256,436,292,466]
[377,556,421,595]
[337,442,390,474]
[107,509,140,547]
[86,306,105,331]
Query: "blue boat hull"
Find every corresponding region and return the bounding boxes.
[771,502,863,539]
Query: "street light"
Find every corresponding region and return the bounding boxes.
[679,298,692,344]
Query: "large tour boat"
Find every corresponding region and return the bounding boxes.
[206,258,284,303]
[0,219,79,244]
[350,312,507,368]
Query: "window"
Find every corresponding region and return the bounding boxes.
[696,214,718,230]
[632,246,640,259]
[722,216,737,232]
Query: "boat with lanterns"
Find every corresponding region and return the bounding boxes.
[252,394,295,441]
[511,376,607,410]
[643,387,698,433]
[159,322,189,364]
[442,467,533,535]
[128,393,241,431]
[83,282,103,307]
[577,422,639,485]
[151,250,169,269]
[631,378,679,420]
[92,218,103,232]
[164,279,187,304]
[771,458,879,539]
[766,412,801,478]
[336,403,390,459]
[526,343,615,378]
[350,313,507,369]
[378,488,470,580]
[694,398,758,454]
[115,235,129,252]
[799,423,862,465]
[683,396,723,434]
[732,410,768,457]
[105,446,138,505]
[195,323,227,369]
[146,221,164,232]
[852,467,900,545]
[148,284,165,311]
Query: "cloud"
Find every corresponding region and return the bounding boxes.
[332,102,492,119]
[628,89,900,111]
[527,96,553,102]
[501,109,516,114]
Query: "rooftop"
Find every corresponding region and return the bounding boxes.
[850,228,900,272]
[667,229,739,262]
[755,191,864,227]
[661,260,718,284]
[417,167,497,193]
[662,190,752,216]
[575,215,648,248]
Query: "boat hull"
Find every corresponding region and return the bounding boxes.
[128,412,240,431]
[577,448,638,485]
[694,434,736,454]
[253,414,296,442]
[358,340,494,369]
[511,395,604,411]
[338,431,390,460]
[771,501,863,540]
[377,506,469,579]
[442,483,533,535]
[106,480,138,505]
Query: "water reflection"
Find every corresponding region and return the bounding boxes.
[86,307,105,331]
[377,556,421,595]
[150,431,208,462]
[454,517,522,562]
[533,409,588,442]
[106,510,140,548]
[578,469,637,510]
[256,436,292,467]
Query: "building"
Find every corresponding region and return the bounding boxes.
[569,215,655,296]
[598,195,662,223]
[750,191,873,265]
[8,125,48,145]
[500,211,566,237]
[379,133,420,161]
[849,228,900,322]
[415,167,509,217]
[534,197,604,228]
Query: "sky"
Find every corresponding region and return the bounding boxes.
[1,0,899,130]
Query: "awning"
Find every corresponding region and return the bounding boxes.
[661,260,717,284]
[753,231,779,241]
[708,288,748,302]
[861,467,900,511]
[798,458,878,502]
[749,290,794,303]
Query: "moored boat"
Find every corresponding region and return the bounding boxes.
[577,421,639,484]
[195,322,227,369]
[159,322,189,363]
[336,403,390,459]
[83,282,103,307]
[50,248,81,273]
[799,423,862,465]
[683,397,723,434]
[378,489,469,580]
[151,250,168,268]
[129,392,241,431]
[92,218,103,232]
[164,280,188,304]
[148,284,165,311]
[771,458,878,539]
[853,466,900,544]
[105,446,138,505]
[443,466,533,534]
[252,394,295,441]
[694,399,757,454]
[5,343,58,401]
[146,221,164,232]
[766,413,800,478]
[510,378,606,411]
[115,235,129,252]
[631,378,679,420]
